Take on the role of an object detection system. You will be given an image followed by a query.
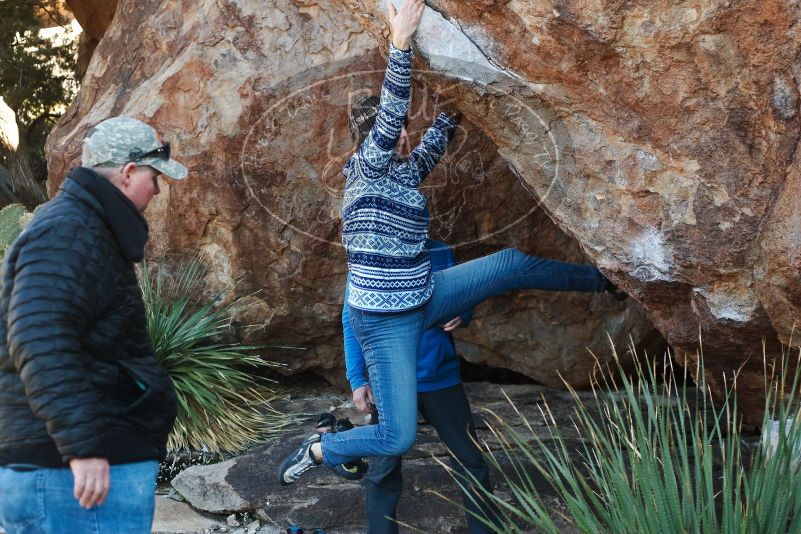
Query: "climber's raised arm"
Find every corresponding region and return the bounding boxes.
[409,111,460,181]
[346,0,425,177]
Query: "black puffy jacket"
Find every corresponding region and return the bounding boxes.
[0,170,177,467]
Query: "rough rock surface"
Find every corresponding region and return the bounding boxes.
[152,497,222,534]
[338,0,801,415]
[46,0,656,389]
[64,0,117,41]
[171,383,579,533]
[65,0,118,77]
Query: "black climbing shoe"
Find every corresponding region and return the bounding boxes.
[310,414,368,481]
[332,417,368,479]
[334,417,355,432]
[315,412,337,433]
[603,278,628,301]
[331,458,369,480]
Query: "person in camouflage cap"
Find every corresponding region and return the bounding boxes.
[82,116,187,182]
[0,116,186,533]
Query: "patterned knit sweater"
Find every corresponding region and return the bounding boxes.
[342,45,457,312]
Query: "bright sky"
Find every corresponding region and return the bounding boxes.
[38,18,82,46]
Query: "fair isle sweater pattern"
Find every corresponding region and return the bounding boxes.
[342,45,456,312]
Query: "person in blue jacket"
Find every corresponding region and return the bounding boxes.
[343,239,498,534]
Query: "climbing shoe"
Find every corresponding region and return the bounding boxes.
[277,433,321,485]
[603,277,628,301]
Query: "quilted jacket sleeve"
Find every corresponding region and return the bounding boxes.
[6,222,112,462]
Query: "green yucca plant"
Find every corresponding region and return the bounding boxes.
[447,339,801,534]
[139,258,292,453]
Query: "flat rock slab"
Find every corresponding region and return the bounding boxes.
[172,383,584,532]
[152,497,222,533]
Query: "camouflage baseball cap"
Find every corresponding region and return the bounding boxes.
[82,116,188,180]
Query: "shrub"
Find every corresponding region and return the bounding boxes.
[452,342,801,534]
[140,258,292,453]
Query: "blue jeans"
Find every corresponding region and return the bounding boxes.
[322,248,605,465]
[0,460,159,534]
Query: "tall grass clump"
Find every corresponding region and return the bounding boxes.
[140,258,292,453]
[453,340,801,534]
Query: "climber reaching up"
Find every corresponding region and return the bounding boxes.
[277,0,626,503]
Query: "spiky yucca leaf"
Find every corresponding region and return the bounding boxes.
[448,341,801,534]
[140,258,291,453]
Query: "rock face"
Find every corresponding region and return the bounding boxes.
[64,0,117,41]
[65,0,118,78]
[337,0,801,416]
[45,0,656,390]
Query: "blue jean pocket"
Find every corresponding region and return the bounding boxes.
[0,468,45,531]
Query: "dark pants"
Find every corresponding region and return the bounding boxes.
[364,383,498,533]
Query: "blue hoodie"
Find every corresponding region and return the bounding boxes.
[342,239,473,393]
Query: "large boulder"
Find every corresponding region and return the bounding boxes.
[46,0,656,389]
[338,0,801,416]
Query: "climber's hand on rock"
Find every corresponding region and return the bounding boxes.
[447,111,462,126]
[440,105,462,126]
[388,0,425,51]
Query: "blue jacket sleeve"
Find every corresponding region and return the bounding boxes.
[343,277,368,391]
[442,246,473,328]
[409,113,458,181]
[347,45,413,179]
